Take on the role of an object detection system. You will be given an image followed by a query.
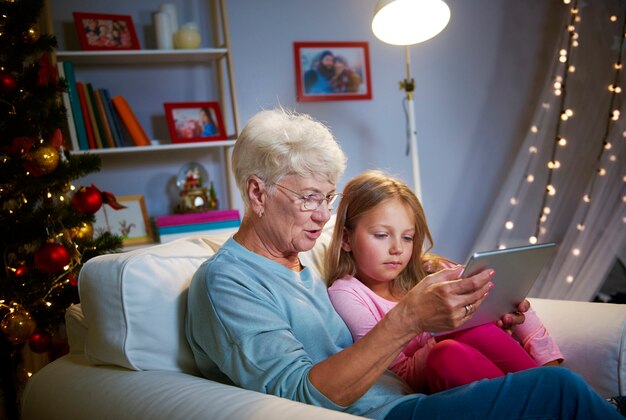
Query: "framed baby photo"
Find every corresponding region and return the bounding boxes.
[73,12,140,51]
[163,102,227,144]
[294,41,372,102]
[93,195,154,246]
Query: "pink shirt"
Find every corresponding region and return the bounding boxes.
[328,276,563,391]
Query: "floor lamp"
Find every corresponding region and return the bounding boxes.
[372,0,451,201]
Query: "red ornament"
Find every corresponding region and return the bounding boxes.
[72,185,103,214]
[29,331,53,353]
[68,273,78,287]
[37,53,57,87]
[0,71,17,94]
[48,128,64,149]
[34,243,71,273]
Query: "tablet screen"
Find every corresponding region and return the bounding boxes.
[432,242,556,336]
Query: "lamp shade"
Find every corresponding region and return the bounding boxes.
[372,0,451,45]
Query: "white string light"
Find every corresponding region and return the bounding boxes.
[494,1,625,291]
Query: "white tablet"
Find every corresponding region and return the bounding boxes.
[434,242,557,336]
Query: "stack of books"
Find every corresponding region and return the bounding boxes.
[155,209,241,243]
[58,60,152,151]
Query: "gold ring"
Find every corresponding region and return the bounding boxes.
[464,304,473,316]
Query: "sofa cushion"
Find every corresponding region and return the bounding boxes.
[79,234,231,374]
[78,216,336,374]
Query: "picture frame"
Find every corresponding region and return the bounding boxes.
[294,41,372,102]
[93,195,154,246]
[72,12,140,51]
[163,102,228,143]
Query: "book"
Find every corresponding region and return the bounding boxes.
[158,226,238,244]
[61,61,89,150]
[93,89,116,148]
[56,61,80,151]
[158,219,241,235]
[155,209,241,244]
[111,96,151,146]
[100,89,124,147]
[155,209,240,228]
[157,219,241,243]
[85,83,107,148]
[75,82,96,149]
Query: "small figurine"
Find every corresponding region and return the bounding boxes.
[175,162,218,213]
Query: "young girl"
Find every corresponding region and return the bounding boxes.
[326,170,563,393]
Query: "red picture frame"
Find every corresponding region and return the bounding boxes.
[163,102,227,144]
[73,12,140,51]
[294,41,372,102]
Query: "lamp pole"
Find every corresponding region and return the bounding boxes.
[401,45,422,201]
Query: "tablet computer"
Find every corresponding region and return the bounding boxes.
[434,242,557,336]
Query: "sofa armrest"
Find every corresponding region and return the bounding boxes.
[529,298,626,398]
[22,354,363,420]
[65,304,86,354]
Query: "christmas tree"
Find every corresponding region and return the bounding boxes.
[0,0,123,417]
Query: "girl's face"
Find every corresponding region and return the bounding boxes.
[343,198,415,297]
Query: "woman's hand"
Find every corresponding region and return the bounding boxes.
[395,266,494,335]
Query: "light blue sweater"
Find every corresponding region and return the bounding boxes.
[186,237,420,419]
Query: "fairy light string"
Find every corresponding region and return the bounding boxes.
[496,7,575,249]
[496,103,550,248]
[531,1,581,244]
[575,8,626,232]
[559,6,626,286]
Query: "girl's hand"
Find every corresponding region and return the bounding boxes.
[422,253,460,274]
[496,299,530,333]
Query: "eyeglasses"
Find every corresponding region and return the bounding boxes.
[274,183,341,211]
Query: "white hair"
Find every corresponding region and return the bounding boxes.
[232,108,347,209]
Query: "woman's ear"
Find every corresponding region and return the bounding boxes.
[341,227,351,252]
[247,176,266,217]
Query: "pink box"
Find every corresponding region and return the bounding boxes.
[156,209,240,227]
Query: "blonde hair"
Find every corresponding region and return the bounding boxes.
[325,170,434,294]
[232,108,347,210]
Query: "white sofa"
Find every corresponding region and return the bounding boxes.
[22,225,626,419]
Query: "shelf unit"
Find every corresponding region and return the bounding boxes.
[42,0,241,212]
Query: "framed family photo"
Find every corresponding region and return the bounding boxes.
[294,41,372,102]
[163,102,227,143]
[93,195,153,246]
[73,12,140,51]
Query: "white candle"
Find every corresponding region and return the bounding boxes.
[159,3,179,33]
[153,11,172,49]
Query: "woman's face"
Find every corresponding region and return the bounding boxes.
[262,174,336,256]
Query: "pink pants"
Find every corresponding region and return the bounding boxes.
[424,323,539,393]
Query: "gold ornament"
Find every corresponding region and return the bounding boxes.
[24,24,40,43]
[71,222,94,240]
[29,145,59,174]
[0,309,37,344]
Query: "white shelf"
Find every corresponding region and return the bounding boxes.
[56,48,229,65]
[70,139,236,155]
[47,0,240,210]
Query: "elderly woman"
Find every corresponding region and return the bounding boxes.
[186,108,622,419]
